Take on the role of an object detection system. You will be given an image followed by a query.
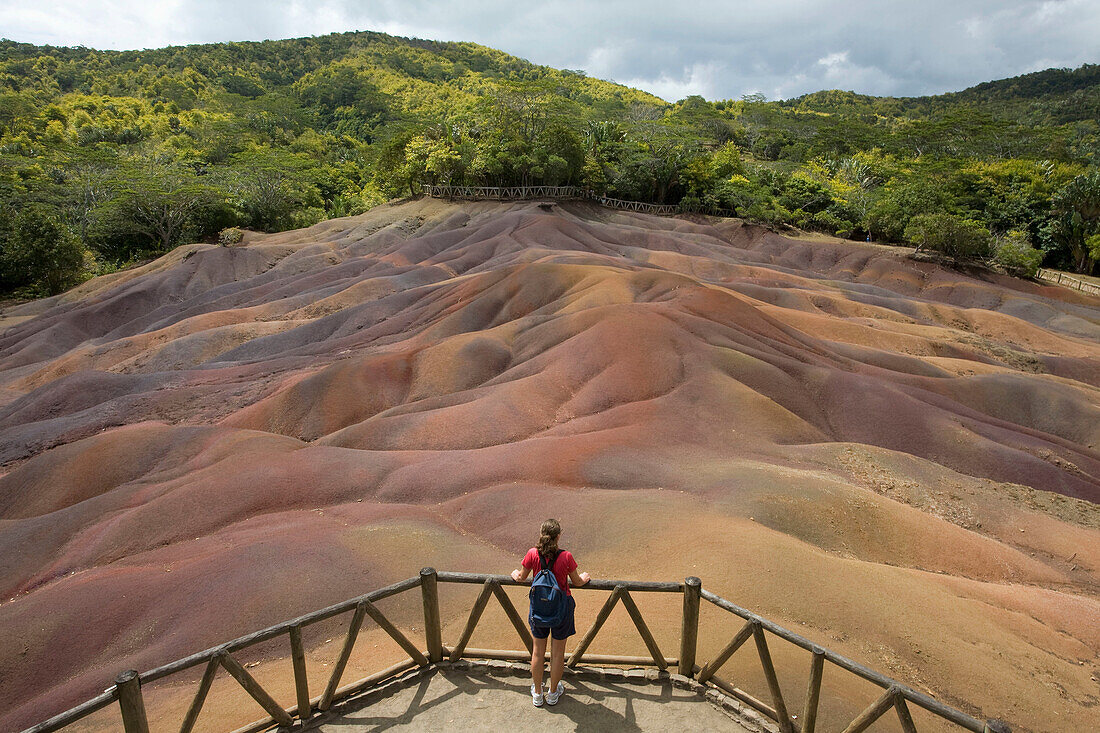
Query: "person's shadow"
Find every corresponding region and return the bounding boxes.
[312,668,699,732]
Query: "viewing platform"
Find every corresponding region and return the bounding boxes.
[310,661,760,732]
[24,569,1011,733]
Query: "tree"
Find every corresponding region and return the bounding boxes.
[227,151,322,232]
[0,204,85,295]
[90,166,227,258]
[1045,171,1100,274]
[867,178,949,242]
[617,125,700,204]
[905,213,993,261]
[780,173,833,215]
[58,152,115,246]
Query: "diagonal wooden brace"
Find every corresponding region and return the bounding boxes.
[490,580,534,653]
[696,619,755,684]
[840,686,899,733]
[178,657,219,733]
[618,589,667,670]
[361,599,429,666]
[319,601,368,711]
[568,586,623,668]
[449,580,494,662]
[217,652,293,727]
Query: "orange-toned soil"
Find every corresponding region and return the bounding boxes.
[0,199,1097,732]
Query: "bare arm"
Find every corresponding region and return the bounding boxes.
[511,557,590,585]
[511,566,531,582]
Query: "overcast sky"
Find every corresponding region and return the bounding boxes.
[3,1,1098,101]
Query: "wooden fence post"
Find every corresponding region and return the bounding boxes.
[115,670,149,733]
[679,576,701,677]
[802,647,826,733]
[421,567,443,663]
[289,625,311,721]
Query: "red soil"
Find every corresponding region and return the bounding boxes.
[0,199,1097,732]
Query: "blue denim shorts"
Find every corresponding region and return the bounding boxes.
[530,595,576,640]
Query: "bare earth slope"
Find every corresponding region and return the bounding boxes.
[0,199,1097,732]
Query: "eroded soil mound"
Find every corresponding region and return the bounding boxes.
[1,199,1097,732]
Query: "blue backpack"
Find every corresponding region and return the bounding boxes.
[529,550,566,628]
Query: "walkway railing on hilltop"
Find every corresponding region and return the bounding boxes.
[423,184,586,201]
[24,569,1008,733]
[1035,268,1100,296]
[421,184,731,217]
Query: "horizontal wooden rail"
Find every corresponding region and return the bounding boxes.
[455,647,677,667]
[701,590,988,733]
[140,575,420,684]
[421,185,691,217]
[435,570,683,592]
[21,570,1006,733]
[423,185,586,201]
[226,658,423,733]
[703,672,781,722]
[1035,268,1100,295]
[22,689,119,733]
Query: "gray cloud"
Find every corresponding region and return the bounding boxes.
[2,0,1098,100]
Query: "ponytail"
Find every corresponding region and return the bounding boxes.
[537,518,561,557]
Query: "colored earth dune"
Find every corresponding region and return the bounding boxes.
[0,199,1097,732]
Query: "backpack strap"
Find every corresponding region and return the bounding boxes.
[540,549,562,572]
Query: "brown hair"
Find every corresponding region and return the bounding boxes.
[536,518,561,557]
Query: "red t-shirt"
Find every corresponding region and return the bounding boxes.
[522,548,577,596]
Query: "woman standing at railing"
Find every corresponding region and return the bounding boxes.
[511,518,590,707]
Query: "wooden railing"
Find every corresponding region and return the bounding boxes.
[422,185,586,201]
[23,569,1010,733]
[422,185,685,216]
[1035,268,1100,296]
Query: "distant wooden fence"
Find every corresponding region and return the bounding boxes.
[1035,268,1100,296]
[24,569,1009,733]
[422,185,586,201]
[422,185,731,217]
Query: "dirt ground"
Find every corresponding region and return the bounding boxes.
[1,199,1097,733]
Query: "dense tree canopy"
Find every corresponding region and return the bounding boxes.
[0,32,1097,297]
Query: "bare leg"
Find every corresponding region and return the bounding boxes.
[531,636,547,692]
[549,636,567,692]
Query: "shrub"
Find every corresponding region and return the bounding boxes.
[993,232,1044,277]
[812,210,853,238]
[904,213,992,261]
[678,194,702,213]
[218,227,244,246]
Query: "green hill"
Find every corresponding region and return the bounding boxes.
[1,31,1098,297]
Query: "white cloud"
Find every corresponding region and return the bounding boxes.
[621,61,723,102]
[817,51,849,69]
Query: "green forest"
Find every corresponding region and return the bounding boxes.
[1,30,1098,297]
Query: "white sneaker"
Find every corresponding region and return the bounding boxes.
[545,681,564,705]
[531,684,544,707]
